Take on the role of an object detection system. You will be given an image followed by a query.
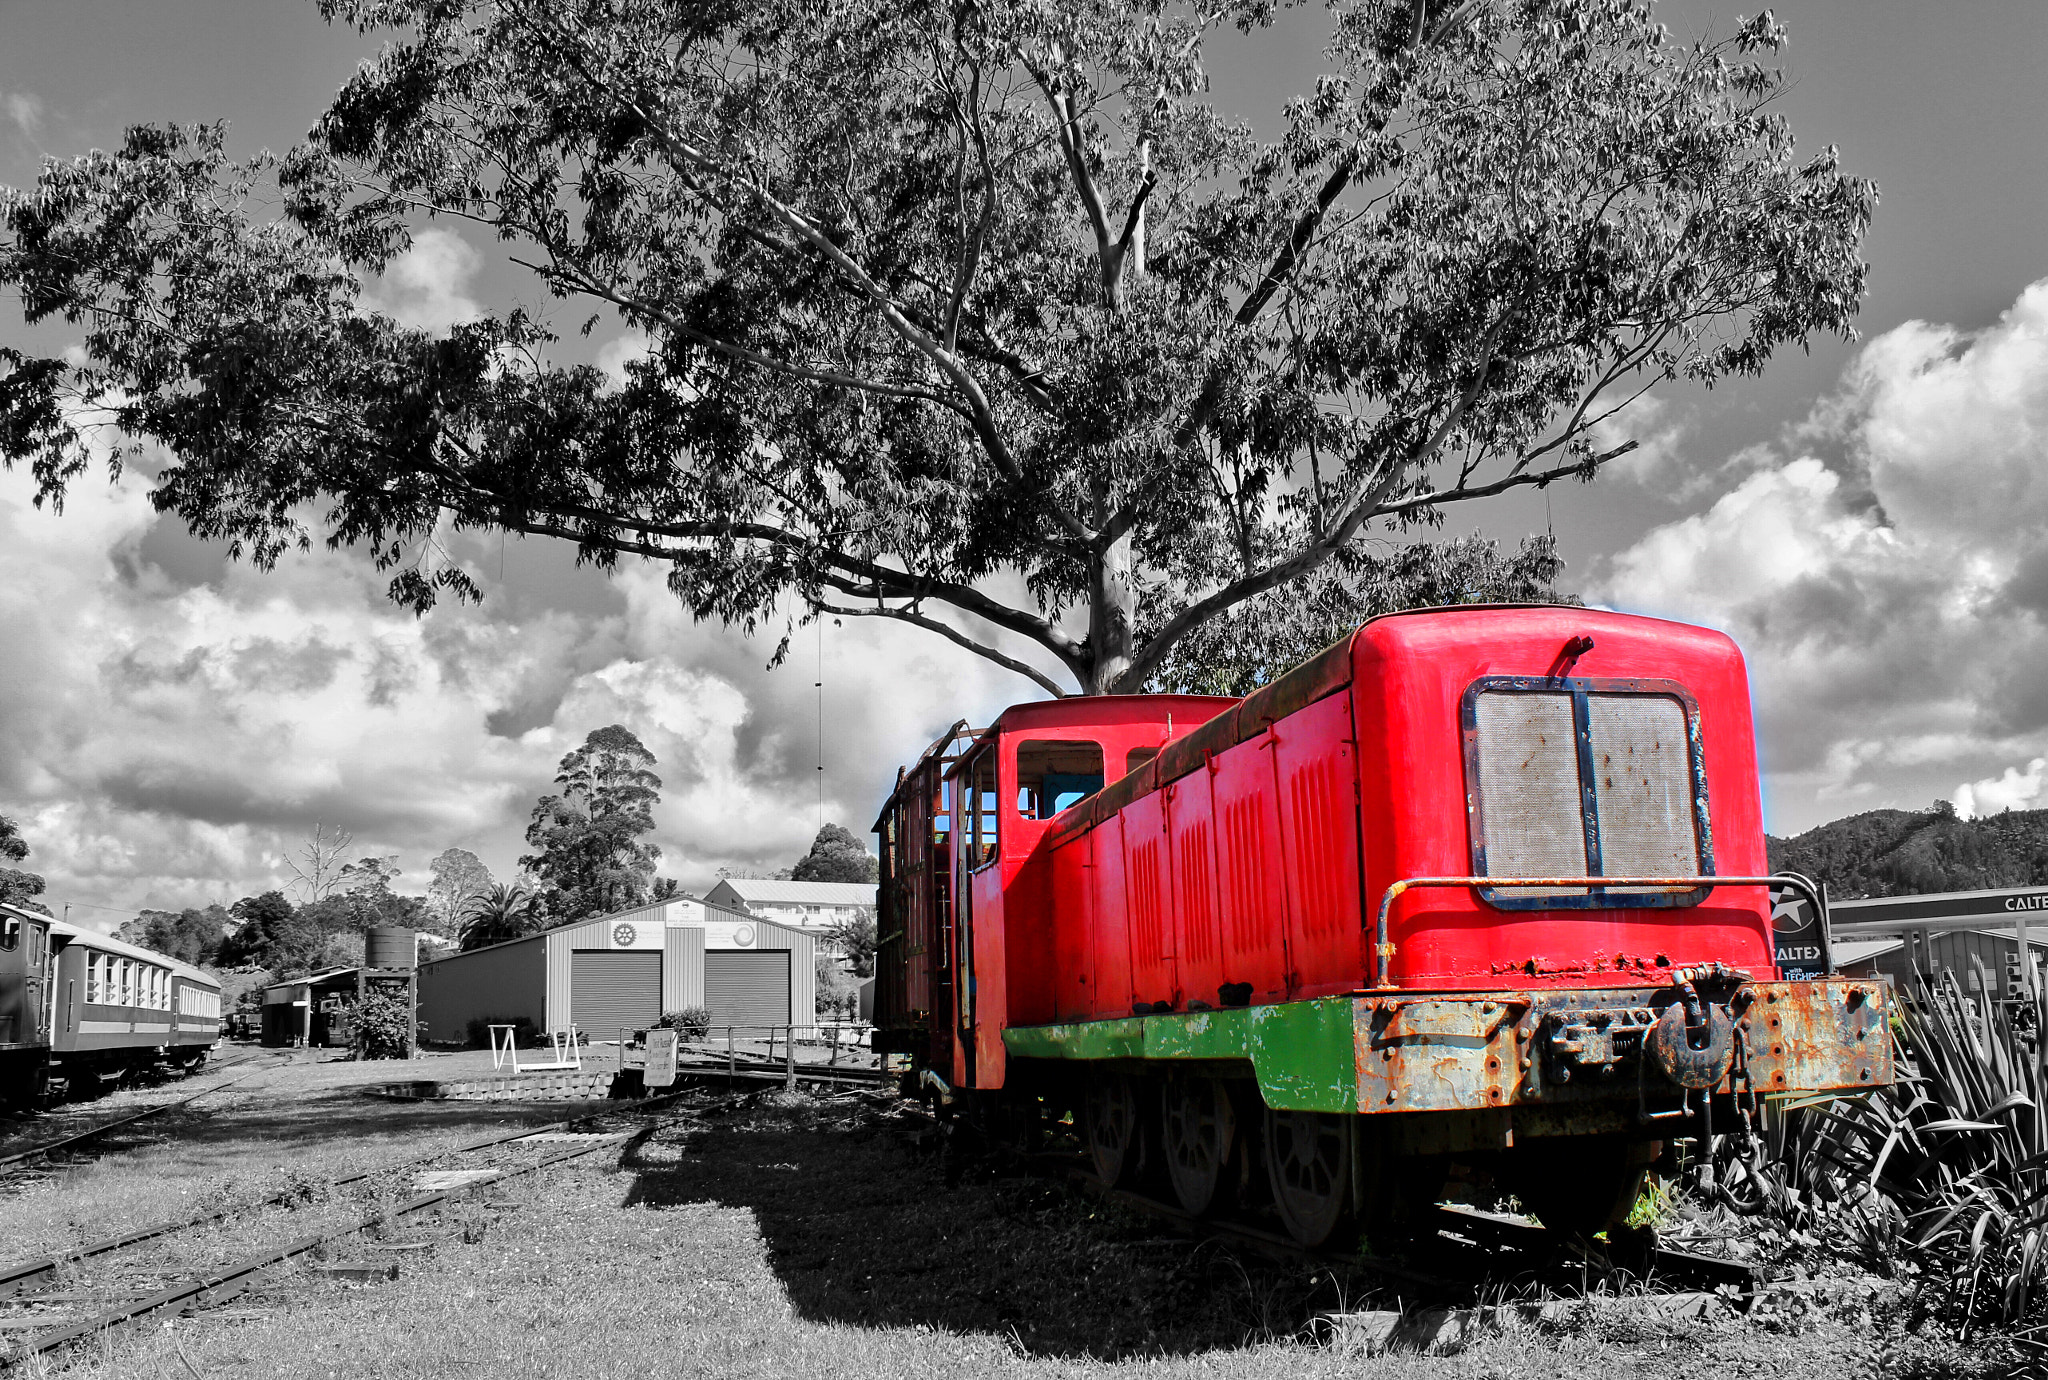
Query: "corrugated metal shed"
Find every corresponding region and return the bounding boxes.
[418,897,816,1044]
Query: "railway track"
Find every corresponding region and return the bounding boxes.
[972,1119,1763,1311]
[0,1049,292,1174]
[0,1093,693,1367]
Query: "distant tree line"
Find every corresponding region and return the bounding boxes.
[1769,804,2048,899]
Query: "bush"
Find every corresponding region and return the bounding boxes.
[354,988,421,1060]
[658,1006,711,1039]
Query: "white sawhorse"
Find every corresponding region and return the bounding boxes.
[487,1024,582,1072]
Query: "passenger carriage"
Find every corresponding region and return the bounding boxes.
[0,904,222,1104]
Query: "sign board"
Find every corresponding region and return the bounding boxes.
[644,1028,679,1088]
[1770,883,1833,981]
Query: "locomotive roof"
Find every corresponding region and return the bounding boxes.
[6,906,223,990]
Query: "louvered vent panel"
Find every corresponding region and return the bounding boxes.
[1290,760,1340,938]
[1131,840,1165,965]
[1474,691,1588,896]
[1589,695,1699,891]
[1180,819,1218,964]
[1224,798,1260,953]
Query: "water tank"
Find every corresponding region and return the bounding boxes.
[366,926,417,970]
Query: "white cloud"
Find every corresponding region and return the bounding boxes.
[0,444,1053,923]
[1591,276,2048,831]
[594,332,652,388]
[3,90,42,138]
[1956,758,2048,819]
[364,228,483,333]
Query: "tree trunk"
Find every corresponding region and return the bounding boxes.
[1086,529,1138,695]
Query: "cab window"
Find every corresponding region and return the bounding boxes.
[963,751,999,869]
[1016,740,1106,820]
[1125,745,1160,777]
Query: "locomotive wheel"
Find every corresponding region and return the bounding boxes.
[1085,1073,1139,1186]
[1504,1135,1654,1239]
[1263,1107,1351,1247]
[1161,1076,1235,1216]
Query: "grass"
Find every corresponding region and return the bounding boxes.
[0,1058,1961,1380]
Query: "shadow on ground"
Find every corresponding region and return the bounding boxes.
[619,1095,1378,1360]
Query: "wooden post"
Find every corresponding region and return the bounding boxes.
[727,1027,736,1090]
[785,1028,796,1092]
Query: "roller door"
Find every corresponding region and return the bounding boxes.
[704,950,791,1032]
[570,951,663,1037]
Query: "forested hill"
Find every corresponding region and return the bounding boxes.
[1767,807,2048,899]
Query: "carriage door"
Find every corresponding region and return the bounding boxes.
[953,746,999,1081]
[28,918,51,1043]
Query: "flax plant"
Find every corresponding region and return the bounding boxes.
[1719,974,2048,1332]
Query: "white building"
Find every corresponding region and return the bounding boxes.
[700,878,877,950]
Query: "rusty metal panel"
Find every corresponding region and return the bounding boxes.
[1274,692,1366,997]
[1123,790,1177,1010]
[1355,995,1524,1113]
[1164,772,1224,1010]
[1089,814,1134,1020]
[1471,690,1587,897]
[1211,731,1293,1004]
[1741,979,1891,1096]
[1588,695,1699,892]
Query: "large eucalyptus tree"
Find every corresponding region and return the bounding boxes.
[0,0,1871,695]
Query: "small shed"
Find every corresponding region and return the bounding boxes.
[417,898,815,1045]
[260,968,361,1047]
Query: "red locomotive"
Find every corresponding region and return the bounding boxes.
[873,606,1891,1243]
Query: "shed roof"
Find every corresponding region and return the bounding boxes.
[708,879,877,906]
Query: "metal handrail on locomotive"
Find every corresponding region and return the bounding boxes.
[870,606,1892,1245]
[0,904,224,1107]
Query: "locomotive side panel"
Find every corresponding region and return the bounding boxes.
[1272,692,1368,1000]
[1211,729,1294,1005]
[1051,834,1093,1022]
[1122,790,1177,1012]
[1002,845,1056,1029]
[1088,814,1133,1022]
[1163,769,1224,1013]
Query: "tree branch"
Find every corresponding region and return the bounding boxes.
[816,601,1070,698]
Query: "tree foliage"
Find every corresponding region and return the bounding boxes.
[426,846,493,935]
[457,881,541,950]
[221,890,326,974]
[116,905,229,967]
[1151,531,1576,697]
[791,824,880,884]
[0,813,48,914]
[829,910,880,980]
[0,0,1871,697]
[521,725,663,921]
[1769,807,2048,901]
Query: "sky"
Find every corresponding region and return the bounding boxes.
[1,0,2047,925]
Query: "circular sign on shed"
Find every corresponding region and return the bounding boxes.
[613,923,638,947]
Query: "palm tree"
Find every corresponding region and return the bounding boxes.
[457,883,539,951]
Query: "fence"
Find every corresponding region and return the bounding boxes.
[614,1023,874,1088]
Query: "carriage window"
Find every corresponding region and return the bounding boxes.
[1016,740,1105,820]
[0,916,16,951]
[85,954,99,1003]
[1125,746,1159,777]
